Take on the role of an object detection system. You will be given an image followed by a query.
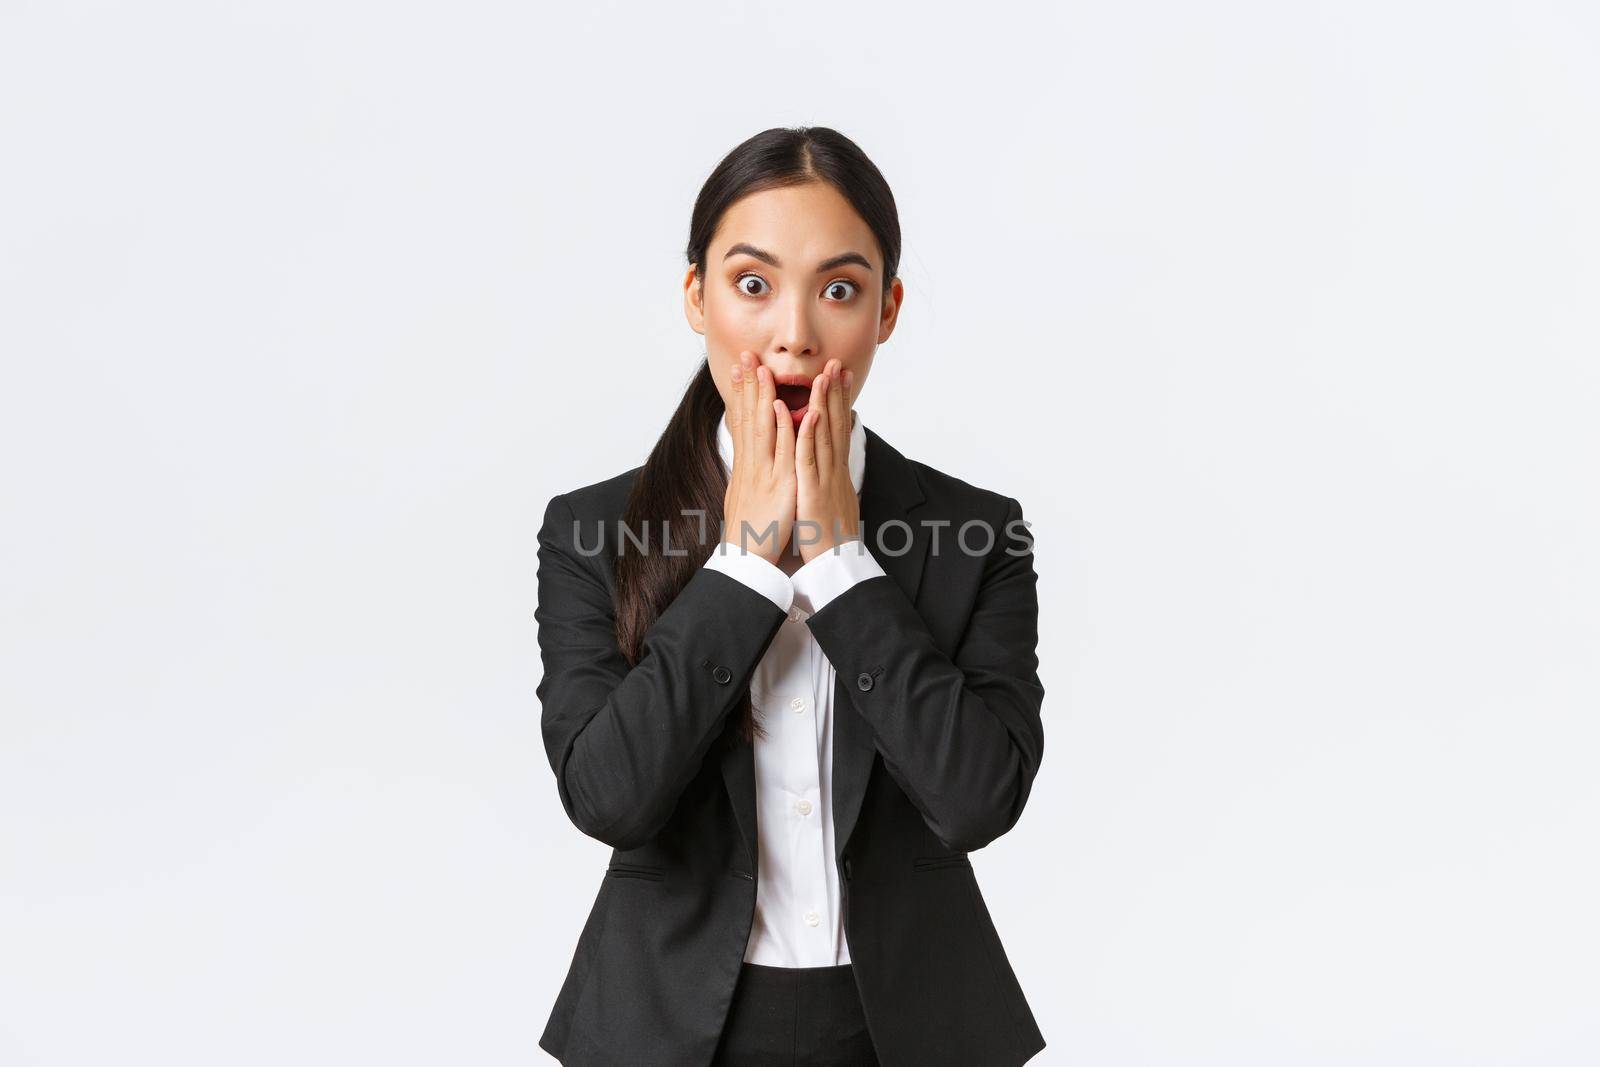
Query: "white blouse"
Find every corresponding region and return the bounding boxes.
[702,409,886,967]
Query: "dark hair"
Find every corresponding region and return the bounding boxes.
[613,126,902,745]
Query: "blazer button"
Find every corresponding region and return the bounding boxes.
[712,665,732,684]
[855,672,874,692]
[843,857,853,881]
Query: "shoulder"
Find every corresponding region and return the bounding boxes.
[537,466,644,575]
[892,447,1033,557]
[542,465,643,525]
[910,458,1017,512]
[898,447,1028,533]
[865,424,1021,517]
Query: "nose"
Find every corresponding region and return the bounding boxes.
[770,291,819,361]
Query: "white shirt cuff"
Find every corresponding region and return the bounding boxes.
[703,541,795,615]
[789,539,887,614]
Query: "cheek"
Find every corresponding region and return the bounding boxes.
[703,321,751,409]
[704,293,760,337]
[703,299,763,368]
[825,320,879,379]
[843,315,879,350]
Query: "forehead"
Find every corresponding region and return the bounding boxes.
[710,182,876,262]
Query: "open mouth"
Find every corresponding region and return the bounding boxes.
[766,370,818,425]
[773,382,812,412]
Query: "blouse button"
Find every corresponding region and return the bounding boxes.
[790,697,806,711]
[804,911,820,927]
[795,799,812,816]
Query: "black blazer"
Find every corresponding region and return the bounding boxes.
[535,424,1047,1066]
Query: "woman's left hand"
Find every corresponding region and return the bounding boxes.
[794,358,861,564]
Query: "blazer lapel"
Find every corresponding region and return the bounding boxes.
[721,425,929,875]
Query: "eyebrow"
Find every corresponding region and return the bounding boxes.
[722,242,874,274]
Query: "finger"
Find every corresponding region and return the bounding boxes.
[754,362,775,461]
[828,359,850,462]
[813,364,835,474]
[727,358,744,473]
[772,397,795,472]
[843,368,856,439]
[738,351,758,469]
[795,401,817,476]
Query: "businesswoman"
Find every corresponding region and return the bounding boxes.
[535,126,1047,1066]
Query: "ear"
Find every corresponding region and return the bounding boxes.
[682,264,706,335]
[877,276,905,344]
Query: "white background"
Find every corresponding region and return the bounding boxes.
[3,2,1596,1064]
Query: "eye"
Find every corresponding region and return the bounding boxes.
[733,272,770,298]
[823,278,859,302]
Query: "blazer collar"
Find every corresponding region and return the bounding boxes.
[720,423,930,874]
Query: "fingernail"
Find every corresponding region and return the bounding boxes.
[731,364,742,383]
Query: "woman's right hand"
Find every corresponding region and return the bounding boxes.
[722,351,797,567]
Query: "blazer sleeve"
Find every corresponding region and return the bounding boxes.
[804,494,1046,853]
[535,492,787,849]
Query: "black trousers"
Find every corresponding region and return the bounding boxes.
[711,962,880,1066]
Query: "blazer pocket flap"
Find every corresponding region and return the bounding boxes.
[606,861,666,881]
[912,854,972,872]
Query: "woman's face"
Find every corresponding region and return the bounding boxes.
[684,181,903,431]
